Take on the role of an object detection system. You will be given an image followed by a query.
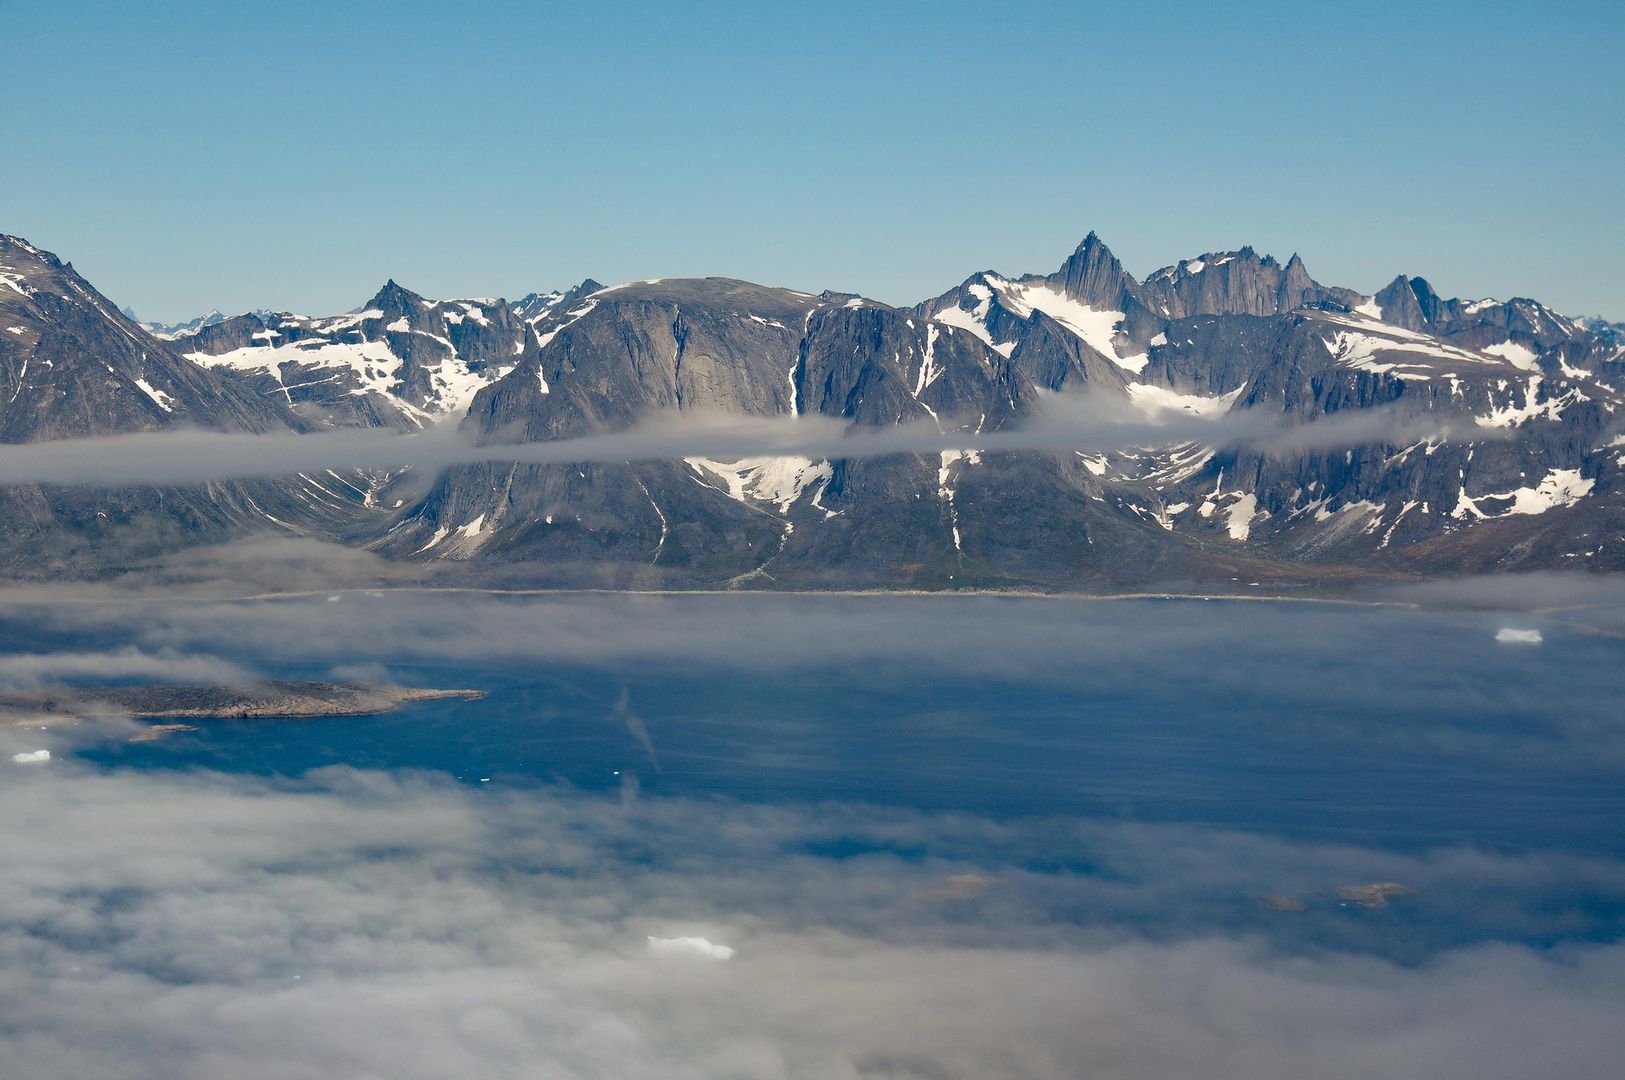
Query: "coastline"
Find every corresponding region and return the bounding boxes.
[0,682,486,725]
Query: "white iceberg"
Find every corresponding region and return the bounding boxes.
[646,935,735,960]
[1495,627,1543,645]
[11,749,51,764]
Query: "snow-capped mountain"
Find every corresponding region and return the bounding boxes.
[172,278,605,428]
[390,236,1623,585]
[0,234,383,575]
[1582,317,1625,347]
[140,308,228,337]
[3,229,1621,588]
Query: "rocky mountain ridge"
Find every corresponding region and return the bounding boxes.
[3,229,1621,589]
[0,234,381,575]
[167,277,608,429]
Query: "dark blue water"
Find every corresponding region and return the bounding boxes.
[52,595,1625,859]
[9,593,1625,960]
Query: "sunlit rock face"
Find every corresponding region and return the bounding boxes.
[4,230,1623,588]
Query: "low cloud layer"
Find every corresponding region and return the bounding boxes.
[0,645,249,691]
[1,590,1621,1076]
[0,395,1475,488]
[1,764,1621,1080]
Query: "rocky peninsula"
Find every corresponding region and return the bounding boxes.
[0,681,485,723]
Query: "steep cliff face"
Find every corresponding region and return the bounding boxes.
[4,230,1621,588]
[0,235,385,576]
[1144,304,1622,568]
[1,236,295,442]
[1139,248,1363,321]
[383,279,1079,588]
[374,232,1622,587]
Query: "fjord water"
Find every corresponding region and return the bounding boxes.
[59,593,1625,863]
[10,591,1625,1077]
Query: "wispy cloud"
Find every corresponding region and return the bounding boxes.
[0,763,1621,1080]
[0,394,1480,488]
[2,587,1622,1077]
[612,686,661,773]
[0,645,249,691]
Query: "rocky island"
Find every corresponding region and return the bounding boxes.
[0,680,485,724]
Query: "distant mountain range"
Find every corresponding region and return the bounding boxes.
[3,230,1621,590]
[124,306,228,338]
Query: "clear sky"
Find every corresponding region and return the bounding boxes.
[7,0,1622,322]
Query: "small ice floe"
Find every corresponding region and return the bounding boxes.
[11,749,51,764]
[646,935,735,960]
[1495,627,1544,645]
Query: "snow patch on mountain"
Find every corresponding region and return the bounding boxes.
[991,280,1146,373]
[933,305,1012,356]
[1481,341,1540,371]
[1453,469,1594,519]
[132,377,175,412]
[1474,376,1584,428]
[938,449,982,552]
[931,281,1015,357]
[1126,382,1245,418]
[192,340,405,403]
[534,299,599,350]
[1318,316,1497,374]
[1226,491,1259,541]
[685,457,833,512]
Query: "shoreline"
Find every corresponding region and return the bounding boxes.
[0,682,486,726]
[6,582,1620,629]
[22,583,1425,610]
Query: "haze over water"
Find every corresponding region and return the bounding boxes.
[63,595,1625,859]
[4,590,1624,1077]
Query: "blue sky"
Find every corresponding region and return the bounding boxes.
[7,0,1622,321]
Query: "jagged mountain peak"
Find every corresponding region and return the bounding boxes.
[1047,231,1137,311]
[0,237,297,441]
[141,308,228,337]
[1137,243,1357,321]
[6,229,1625,586]
[1582,316,1625,345]
[1362,276,1590,345]
[365,278,426,314]
[1,234,72,295]
[1148,245,1279,279]
[1070,230,1109,255]
[1281,252,1312,288]
[0,233,54,261]
[514,280,602,322]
